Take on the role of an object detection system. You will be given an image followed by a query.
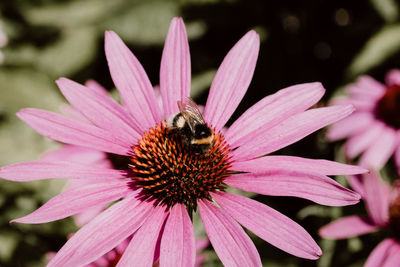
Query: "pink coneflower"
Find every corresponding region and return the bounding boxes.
[0,17,366,266]
[319,170,400,266]
[327,70,400,170]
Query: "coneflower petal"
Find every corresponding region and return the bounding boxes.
[319,216,377,239]
[226,82,325,148]
[48,194,154,267]
[211,192,322,260]
[160,17,191,117]
[11,180,130,224]
[17,108,132,155]
[204,30,259,131]
[105,31,162,131]
[198,199,262,267]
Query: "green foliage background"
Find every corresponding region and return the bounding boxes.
[0,0,400,266]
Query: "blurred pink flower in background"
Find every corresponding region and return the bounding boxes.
[0,17,367,266]
[328,70,400,171]
[319,170,400,267]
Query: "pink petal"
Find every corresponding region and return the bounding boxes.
[347,81,386,102]
[48,194,154,267]
[345,121,385,158]
[354,76,386,97]
[160,204,195,267]
[226,82,325,148]
[211,192,322,260]
[105,31,161,131]
[225,171,360,206]
[385,69,400,86]
[74,205,105,226]
[41,145,110,166]
[198,199,262,267]
[365,238,400,267]
[117,206,167,267]
[327,112,373,141]
[0,161,126,181]
[203,31,260,131]
[195,238,209,252]
[59,104,88,122]
[359,127,397,169]
[382,241,400,267]
[232,155,367,176]
[348,96,376,111]
[363,170,391,226]
[85,79,109,96]
[232,105,355,161]
[319,216,377,239]
[11,180,130,224]
[347,175,366,198]
[57,78,141,142]
[17,108,131,155]
[195,255,206,267]
[160,17,191,117]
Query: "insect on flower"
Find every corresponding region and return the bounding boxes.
[167,97,214,155]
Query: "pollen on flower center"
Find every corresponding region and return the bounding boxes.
[375,85,400,129]
[129,122,232,214]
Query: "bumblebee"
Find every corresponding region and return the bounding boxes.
[167,97,214,154]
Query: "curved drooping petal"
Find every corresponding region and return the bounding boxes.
[385,69,400,86]
[11,180,130,224]
[48,194,154,267]
[231,156,367,176]
[17,108,131,155]
[198,199,262,267]
[327,112,373,141]
[359,127,397,170]
[363,170,391,226]
[365,238,400,267]
[57,78,141,142]
[105,31,161,131]
[232,105,355,162]
[160,204,195,267]
[211,192,322,260]
[225,171,360,206]
[345,122,385,158]
[160,17,191,117]
[0,161,126,181]
[318,216,377,239]
[225,82,325,148]
[117,206,167,267]
[203,30,259,131]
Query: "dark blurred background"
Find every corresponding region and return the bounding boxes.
[0,0,399,266]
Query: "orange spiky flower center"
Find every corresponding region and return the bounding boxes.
[129,122,232,214]
[375,85,400,129]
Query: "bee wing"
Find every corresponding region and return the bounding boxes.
[177,97,206,131]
